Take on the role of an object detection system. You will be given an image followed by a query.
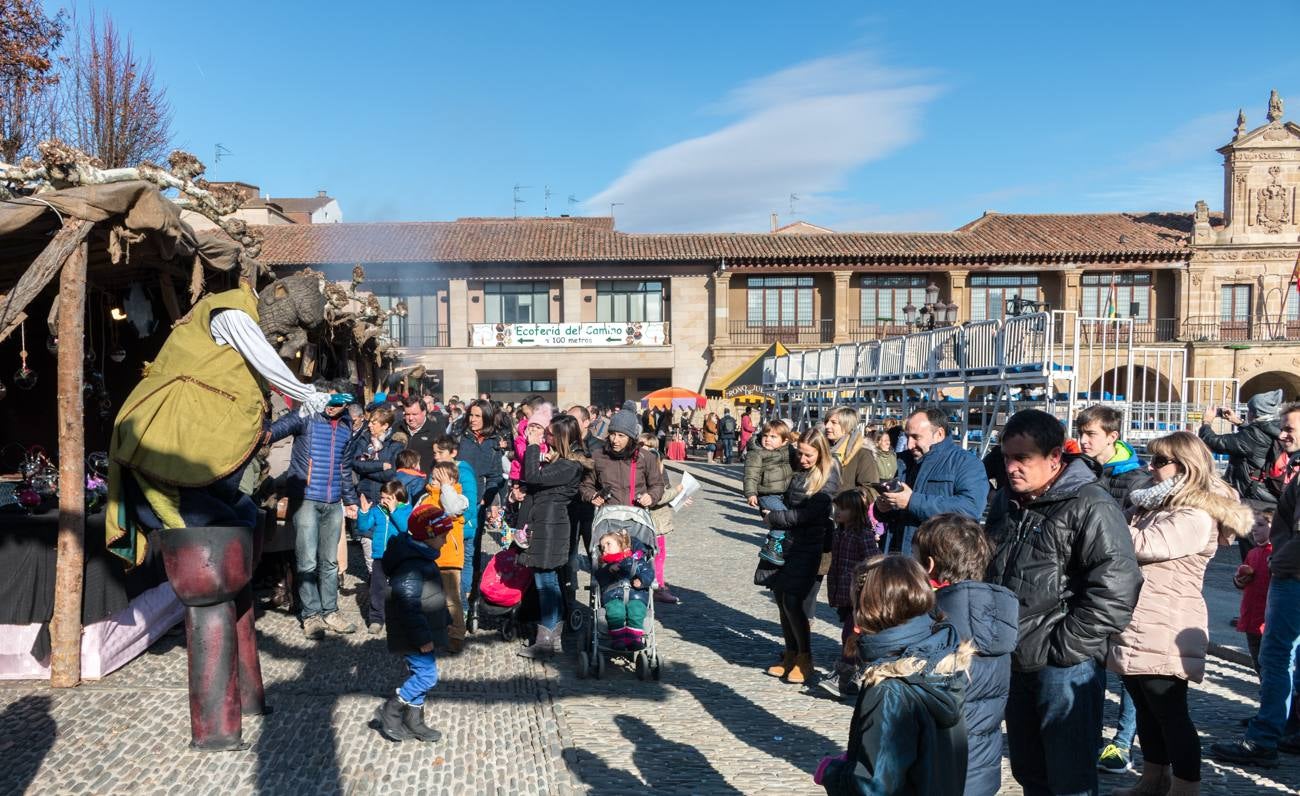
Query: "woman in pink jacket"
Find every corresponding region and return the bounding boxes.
[739,406,757,453]
[1107,431,1252,796]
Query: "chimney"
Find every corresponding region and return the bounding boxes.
[770,212,779,233]
[317,190,328,198]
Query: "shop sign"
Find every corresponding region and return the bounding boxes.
[470,322,667,348]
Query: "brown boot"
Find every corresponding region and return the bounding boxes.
[766,652,795,678]
[786,653,813,684]
[1112,763,1171,796]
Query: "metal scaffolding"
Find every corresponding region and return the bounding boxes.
[761,311,1220,455]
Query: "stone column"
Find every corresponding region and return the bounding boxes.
[562,277,582,324]
[448,278,468,348]
[833,271,852,343]
[947,270,968,323]
[712,271,732,345]
[557,361,590,408]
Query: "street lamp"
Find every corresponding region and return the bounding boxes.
[903,283,958,330]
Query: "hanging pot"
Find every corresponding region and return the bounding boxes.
[14,366,37,390]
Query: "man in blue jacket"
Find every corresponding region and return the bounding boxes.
[269,381,361,640]
[875,407,988,555]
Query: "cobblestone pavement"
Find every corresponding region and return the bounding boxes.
[2,466,1299,794]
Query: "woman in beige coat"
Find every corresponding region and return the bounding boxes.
[1107,431,1252,796]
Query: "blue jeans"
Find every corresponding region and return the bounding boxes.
[398,651,439,706]
[293,498,344,619]
[1247,577,1300,747]
[882,526,916,557]
[757,494,787,512]
[1007,658,1106,796]
[1106,670,1138,750]
[461,529,476,601]
[720,437,735,463]
[535,569,562,631]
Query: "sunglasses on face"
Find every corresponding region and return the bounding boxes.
[1150,455,1179,468]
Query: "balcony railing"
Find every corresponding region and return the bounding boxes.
[730,319,834,345]
[848,322,912,341]
[393,323,450,348]
[1179,316,1300,342]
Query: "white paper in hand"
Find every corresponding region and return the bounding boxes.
[670,471,701,511]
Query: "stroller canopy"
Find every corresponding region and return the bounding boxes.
[589,505,659,558]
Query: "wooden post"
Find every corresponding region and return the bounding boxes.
[49,239,88,688]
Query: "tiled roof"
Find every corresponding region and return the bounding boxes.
[267,196,335,214]
[256,212,1193,267]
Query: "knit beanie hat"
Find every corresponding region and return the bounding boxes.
[609,409,641,439]
[622,400,639,413]
[408,503,454,541]
[1247,389,1284,421]
[529,403,554,429]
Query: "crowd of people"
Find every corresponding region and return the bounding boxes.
[736,394,1300,796]
[258,386,693,742]
[254,377,1300,791]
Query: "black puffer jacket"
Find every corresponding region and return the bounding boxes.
[764,464,841,597]
[985,456,1143,672]
[1198,419,1282,509]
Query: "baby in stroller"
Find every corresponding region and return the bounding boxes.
[592,529,656,650]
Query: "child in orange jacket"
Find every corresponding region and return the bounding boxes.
[411,462,469,652]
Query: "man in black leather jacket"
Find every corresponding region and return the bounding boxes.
[985,409,1142,796]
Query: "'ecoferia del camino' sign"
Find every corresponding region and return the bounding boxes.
[470,322,668,348]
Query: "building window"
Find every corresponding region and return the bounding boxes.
[1081,272,1151,320]
[479,377,555,394]
[484,281,551,324]
[747,276,814,327]
[1287,289,1299,322]
[859,275,926,325]
[597,281,663,322]
[969,274,1041,321]
[636,376,671,393]
[367,284,443,347]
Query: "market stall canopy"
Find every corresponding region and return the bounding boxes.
[0,181,250,342]
[706,342,788,395]
[641,386,707,410]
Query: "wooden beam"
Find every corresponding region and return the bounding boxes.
[0,219,95,344]
[49,238,88,688]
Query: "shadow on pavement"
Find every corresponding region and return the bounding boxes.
[615,713,745,793]
[0,694,56,793]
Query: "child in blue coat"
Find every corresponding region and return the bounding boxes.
[357,480,412,635]
[914,513,1019,796]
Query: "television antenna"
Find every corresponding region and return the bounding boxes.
[567,194,579,212]
[214,143,233,163]
[544,185,552,216]
[513,184,531,218]
[789,193,800,216]
[609,202,624,223]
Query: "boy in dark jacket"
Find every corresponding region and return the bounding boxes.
[914,514,1019,796]
[815,554,972,796]
[375,515,452,743]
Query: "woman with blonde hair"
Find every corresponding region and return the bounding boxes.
[1107,431,1252,796]
[759,427,840,684]
[823,406,881,499]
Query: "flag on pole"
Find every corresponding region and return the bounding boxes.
[1104,274,1119,318]
[1291,249,1300,298]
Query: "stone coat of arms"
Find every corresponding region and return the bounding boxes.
[1256,165,1291,233]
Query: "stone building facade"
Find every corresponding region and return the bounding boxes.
[257,92,1300,407]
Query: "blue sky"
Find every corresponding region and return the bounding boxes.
[71,1,1300,232]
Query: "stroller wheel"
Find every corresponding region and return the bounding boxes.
[466,611,478,634]
[635,652,648,681]
[594,654,606,679]
[576,651,590,679]
[651,653,662,681]
[501,622,517,642]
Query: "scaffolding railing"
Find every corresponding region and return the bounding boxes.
[761,311,1213,456]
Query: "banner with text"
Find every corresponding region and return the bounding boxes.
[470,322,667,348]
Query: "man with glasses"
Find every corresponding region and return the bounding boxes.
[1212,401,1300,767]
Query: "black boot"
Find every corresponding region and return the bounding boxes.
[517,624,555,659]
[402,703,442,742]
[376,695,412,742]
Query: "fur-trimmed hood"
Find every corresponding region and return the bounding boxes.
[856,619,974,731]
[861,639,976,687]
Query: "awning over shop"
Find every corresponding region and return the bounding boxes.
[706,342,788,394]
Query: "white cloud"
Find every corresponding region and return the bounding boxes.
[585,53,939,232]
